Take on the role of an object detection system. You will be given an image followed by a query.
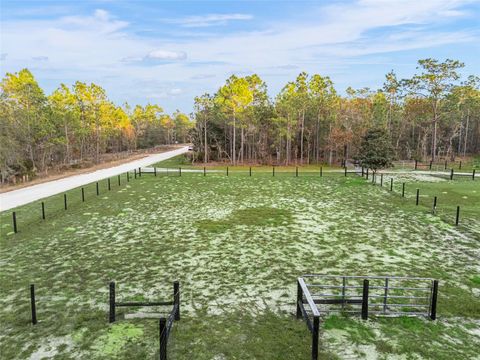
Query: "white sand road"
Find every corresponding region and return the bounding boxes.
[0,146,189,212]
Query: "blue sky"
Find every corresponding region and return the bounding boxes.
[1,0,480,113]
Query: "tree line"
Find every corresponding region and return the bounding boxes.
[0,69,193,183]
[191,59,480,165]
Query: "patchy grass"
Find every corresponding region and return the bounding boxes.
[0,172,479,359]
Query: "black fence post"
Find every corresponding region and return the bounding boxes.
[344,167,347,177]
[455,206,460,226]
[159,317,167,360]
[296,279,303,319]
[250,167,252,177]
[109,281,115,323]
[430,280,438,320]
[127,172,130,182]
[81,187,85,202]
[312,315,319,360]
[473,169,476,180]
[30,284,37,325]
[361,166,364,176]
[414,160,418,170]
[429,161,432,170]
[108,178,111,191]
[432,196,437,214]
[154,167,157,177]
[320,166,323,177]
[139,167,142,177]
[204,167,206,176]
[380,174,383,187]
[118,175,121,186]
[402,183,405,197]
[134,169,137,179]
[273,166,275,177]
[64,194,67,210]
[450,168,454,180]
[390,178,393,191]
[459,161,462,170]
[366,168,369,180]
[174,281,180,321]
[226,166,229,176]
[179,167,182,177]
[12,211,17,233]
[41,202,45,220]
[96,182,99,195]
[416,189,420,205]
[444,160,447,170]
[361,279,369,320]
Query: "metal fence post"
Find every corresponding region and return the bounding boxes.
[450,168,454,180]
[81,187,85,202]
[41,202,45,220]
[402,183,405,197]
[296,279,303,319]
[139,167,142,177]
[12,211,18,233]
[96,182,99,195]
[154,167,157,177]
[416,189,419,205]
[250,167,252,177]
[344,167,347,177]
[127,172,130,182]
[64,194,67,210]
[108,178,111,191]
[430,280,438,320]
[159,317,167,360]
[109,281,115,323]
[30,284,37,325]
[366,168,369,180]
[296,166,298,177]
[204,167,206,176]
[414,160,417,170]
[179,167,182,177]
[390,178,393,191]
[174,281,180,321]
[273,166,275,177]
[226,166,229,176]
[473,169,475,180]
[320,166,323,177]
[134,169,137,179]
[118,175,121,186]
[432,196,437,214]
[362,279,369,320]
[380,174,383,187]
[312,315,319,360]
[455,206,460,226]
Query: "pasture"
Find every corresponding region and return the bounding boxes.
[0,165,479,359]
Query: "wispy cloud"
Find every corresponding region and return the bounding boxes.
[165,13,253,27]
[146,50,187,61]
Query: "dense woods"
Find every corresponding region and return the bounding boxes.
[0,69,192,183]
[192,59,480,165]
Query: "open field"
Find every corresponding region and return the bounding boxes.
[0,168,479,359]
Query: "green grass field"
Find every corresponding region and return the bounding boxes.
[0,167,479,359]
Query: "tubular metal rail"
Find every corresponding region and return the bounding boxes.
[109,281,180,360]
[296,275,439,360]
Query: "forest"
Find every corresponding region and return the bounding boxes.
[192,59,480,165]
[2,59,480,183]
[0,69,192,183]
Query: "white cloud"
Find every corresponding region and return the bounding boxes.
[166,13,253,28]
[146,50,187,61]
[169,88,183,95]
[32,56,49,61]
[0,53,7,61]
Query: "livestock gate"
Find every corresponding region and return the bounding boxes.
[296,275,439,360]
